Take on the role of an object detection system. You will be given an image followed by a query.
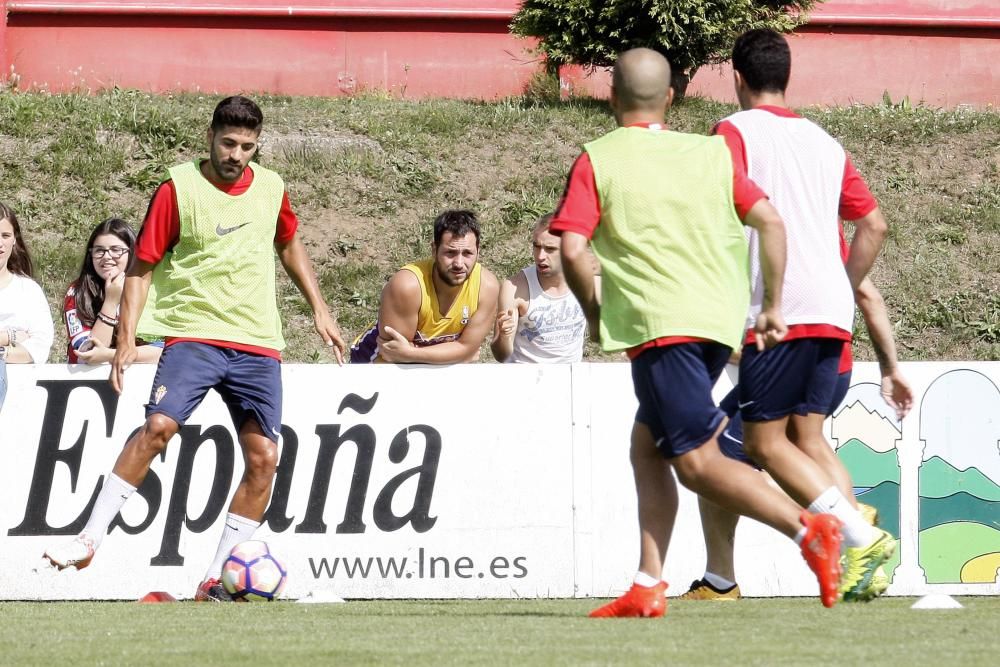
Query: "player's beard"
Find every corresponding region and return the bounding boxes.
[210,150,245,183]
[435,262,468,287]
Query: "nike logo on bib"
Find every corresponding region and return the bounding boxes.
[738,400,755,409]
[216,222,251,236]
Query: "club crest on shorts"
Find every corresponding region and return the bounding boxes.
[461,305,470,325]
[153,385,168,405]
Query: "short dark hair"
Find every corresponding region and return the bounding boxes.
[211,96,264,133]
[432,210,480,247]
[732,29,791,94]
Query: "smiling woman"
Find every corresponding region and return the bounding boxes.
[63,218,163,365]
[0,201,54,409]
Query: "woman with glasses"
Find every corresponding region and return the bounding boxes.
[0,201,54,409]
[64,218,162,364]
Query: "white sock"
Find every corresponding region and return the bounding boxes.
[793,526,807,545]
[633,571,661,588]
[82,473,136,548]
[703,571,736,590]
[807,486,880,548]
[205,513,260,581]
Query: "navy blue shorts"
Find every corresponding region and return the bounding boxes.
[632,342,731,458]
[721,370,852,468]
[145,342,283,441]
[738,338,846,422]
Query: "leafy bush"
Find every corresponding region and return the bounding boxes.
[511,1,819,96]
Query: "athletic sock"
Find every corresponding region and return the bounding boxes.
[634,571,661,588]
[793,526,808,545]
[204,513,260,581]
[703,572,737,591]
[82,473,136,548]
[807,486,880,548]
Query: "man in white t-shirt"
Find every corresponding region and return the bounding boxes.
[491,214,594,363]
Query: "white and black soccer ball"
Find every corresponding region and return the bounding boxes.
[221,540,288,601]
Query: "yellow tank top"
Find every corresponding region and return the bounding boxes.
[406,258,481,346]
[348,258,482,363]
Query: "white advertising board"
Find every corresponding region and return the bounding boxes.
[1,361,997,600]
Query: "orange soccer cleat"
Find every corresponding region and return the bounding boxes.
[799,510,844,608]
[589,581,668,618]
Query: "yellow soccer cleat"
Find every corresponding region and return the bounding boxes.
[677,578,741,601]
[840,530,896,602]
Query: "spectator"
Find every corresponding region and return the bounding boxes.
[351,209,499,364]
[491,213,595,363]
[64,218,163,364]
[0,201,55,409]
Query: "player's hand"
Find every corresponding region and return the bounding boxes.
[378,325,412,363]
[77,338,115,365]
[314,311,346,365]
[110,340,138,395]
[495,308,517,338]
[104,269,126,304]
[881,369,914,420]
[754,308,787,351]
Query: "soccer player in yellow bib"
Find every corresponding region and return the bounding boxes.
[43,96,347,601]
[554,48,846,616]
[351,210,499,364]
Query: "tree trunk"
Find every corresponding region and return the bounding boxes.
[670,69,691,102]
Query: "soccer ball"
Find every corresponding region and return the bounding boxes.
[221,540,288,601]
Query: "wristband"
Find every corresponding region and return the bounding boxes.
[97,311,120,327]
[5,327,14,347]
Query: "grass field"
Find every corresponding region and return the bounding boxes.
[1,597,996,666]
[1,89,997,362]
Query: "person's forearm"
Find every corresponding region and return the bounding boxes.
[754,219,786,311]
[118,273,152,343]
[279,239,332,318]
[857,287,899,374]
[397,340,479,364]
[491,333,513,362]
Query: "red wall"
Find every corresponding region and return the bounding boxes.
[1,1,997,107]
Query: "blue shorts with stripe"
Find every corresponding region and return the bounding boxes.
[719,369,852,468]
[738,338,846,422]
[145,342,283,442]
[632,341,731,458]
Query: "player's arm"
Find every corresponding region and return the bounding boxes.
[855,277,913,419]
[843,207,888,290]
[742,199,788,350]
[276,233,346,363]
[383,269,501,364]
[490,271,528,363]
[839,157,887,290]
[111,259,155,394]
[561,231,600,342]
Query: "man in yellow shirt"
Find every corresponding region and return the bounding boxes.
[351,210,499,363]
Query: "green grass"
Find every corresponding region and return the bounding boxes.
[0,598,996,665]
[1,89,997,361]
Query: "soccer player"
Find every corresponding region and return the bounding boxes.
[682,278,914,601]
[490,213,594,363]
[716,28,895,602]
[43,96,347,601]
[350,209,499,364]
[553,47,845,617]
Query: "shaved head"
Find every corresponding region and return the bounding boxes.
[612,48,673,113]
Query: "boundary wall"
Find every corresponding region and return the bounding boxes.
[1,361,998,600]
[0,1,996,107]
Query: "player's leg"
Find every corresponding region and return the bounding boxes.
[683,391,745,601]
[197,350,281,601]
[589,421,673,618]
[680,496,742,600]
[43,343,217,570]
